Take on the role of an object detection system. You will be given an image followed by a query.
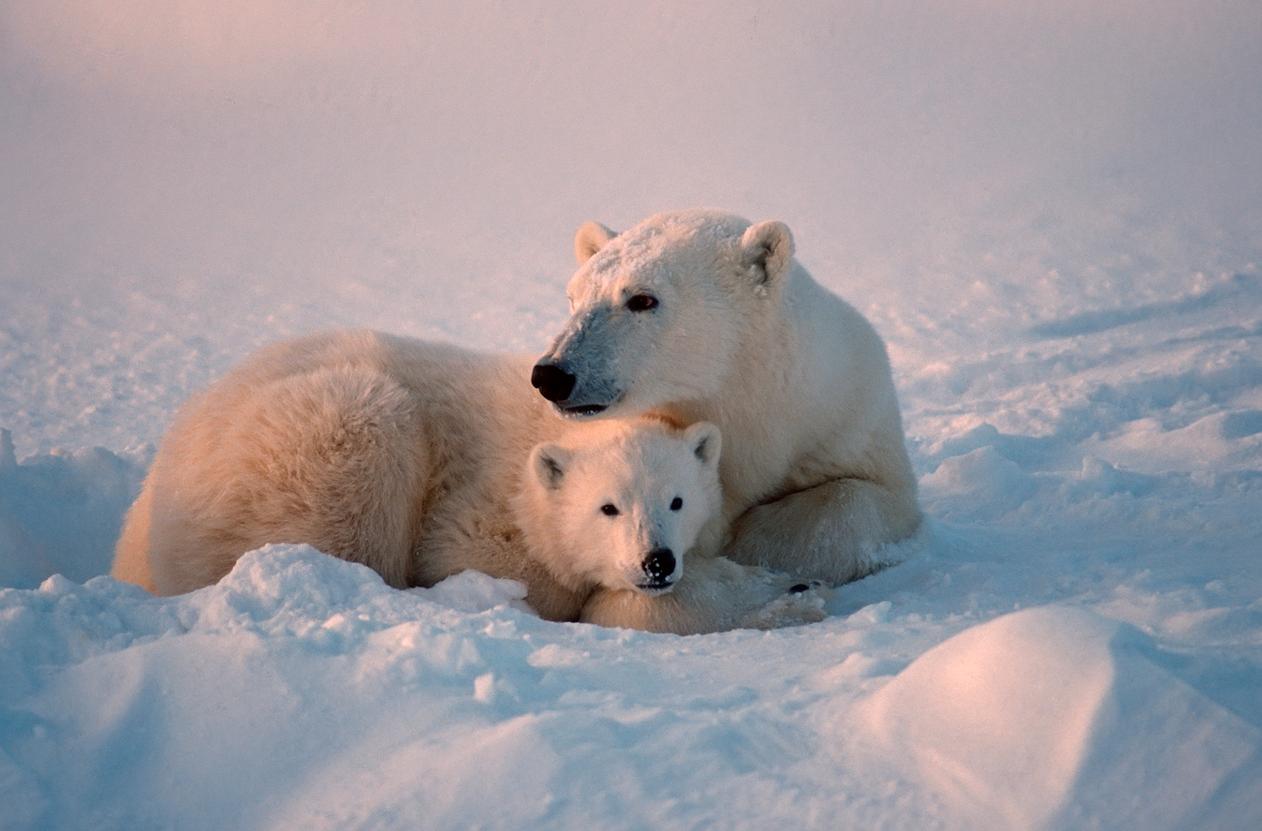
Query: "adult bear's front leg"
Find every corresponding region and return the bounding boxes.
[726,478,922,585]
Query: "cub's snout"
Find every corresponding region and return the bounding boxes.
[638,547,677,592]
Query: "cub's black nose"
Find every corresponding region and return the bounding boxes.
[642,548,676,580]
[531,362,577,402]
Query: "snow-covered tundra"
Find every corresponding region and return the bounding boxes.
[533,209,922,582]
[112,331,818,633]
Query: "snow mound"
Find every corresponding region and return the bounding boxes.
[854,606,1262,829]
[175,543,534,637]
[0,430,145,587]
[0,545,864,828]
[4,547,1261,829]
[0,546,557,829]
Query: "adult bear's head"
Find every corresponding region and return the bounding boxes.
[531,209,795,419]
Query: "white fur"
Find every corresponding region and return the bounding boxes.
[542,208,922,582]
[111,331,818,633]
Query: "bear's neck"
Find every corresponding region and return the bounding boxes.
[647,269,807,514]
[653,277,799,429]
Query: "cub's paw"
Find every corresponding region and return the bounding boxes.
[742,583,829,630]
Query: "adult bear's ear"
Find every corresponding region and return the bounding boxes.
[529,443,572,490]
[739,220,795,287]
[684,421,722,470]
[574,221,617,264]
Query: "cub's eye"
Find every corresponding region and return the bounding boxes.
[600,503,620,516]
[670,496,683,511]
[626,294,659,312]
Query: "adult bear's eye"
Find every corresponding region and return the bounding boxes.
[626,294,658,312]
[600,503,620,516]
[670,497,683,511]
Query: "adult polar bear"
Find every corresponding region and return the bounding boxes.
[531,209,921,583]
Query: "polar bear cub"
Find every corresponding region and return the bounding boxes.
[520,418,826,634]
[517,419,722,598]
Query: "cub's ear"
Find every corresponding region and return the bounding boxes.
[529,443,572,490]
[684,421,722,470]
[739,220,795,286]
[574,221,617,264]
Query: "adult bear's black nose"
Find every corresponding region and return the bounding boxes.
[642,548,676,580]
[531,362,577,402]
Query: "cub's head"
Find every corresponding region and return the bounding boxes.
[530,209,795,418]
[514,420,722,595]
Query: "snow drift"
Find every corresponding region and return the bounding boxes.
[854,606,1262,829]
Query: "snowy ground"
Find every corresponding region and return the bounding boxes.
[2,2,1261,829]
